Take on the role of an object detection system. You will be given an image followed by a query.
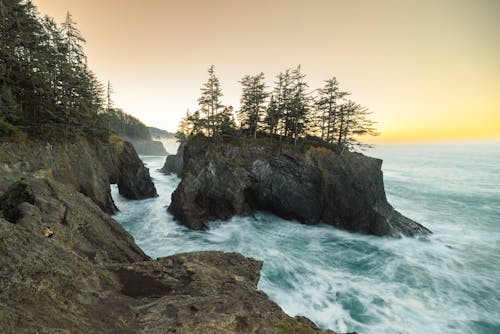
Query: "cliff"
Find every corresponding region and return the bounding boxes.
[0,177,339,334]
[0,136,157,213]
[160,142,184,177]
[0,137,350,333]
[168,138,431,237]
[122,137,168,156]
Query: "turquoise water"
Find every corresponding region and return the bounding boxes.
[111,140,500,334]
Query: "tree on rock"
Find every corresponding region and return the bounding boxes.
[315,77,349,143]
[197,65,224,137]
[337,100,379,150]
[238,72,269,139]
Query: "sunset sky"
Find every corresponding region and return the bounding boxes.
[34,0,500,142]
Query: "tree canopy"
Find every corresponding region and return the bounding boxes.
[0,0,148,142]
[178,65,378,151]
[0,0,108,139]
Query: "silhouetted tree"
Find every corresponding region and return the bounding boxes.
[198,65,224,137]
[288,65,310,144]
[238,72,268,139]
[337,100,378,150]
[315,77,349,143]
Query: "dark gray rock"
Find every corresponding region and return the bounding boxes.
[0,178,333,334]
[0,137,157,213]
[160,142,184,177]
[168,140,431,237]
[116,141,158,199]
[124,138,168,156]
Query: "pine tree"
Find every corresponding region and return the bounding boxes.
[0,1,108,139]
[197,65,224,137]
[337,100,378,150]
[175,109,194,142]
[264,95,280,138]
[238,72,268,139]
[315,77,349,143]
[289,65,310,144]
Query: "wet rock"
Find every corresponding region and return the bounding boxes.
[168,139,431,237]
[0,178,334,333]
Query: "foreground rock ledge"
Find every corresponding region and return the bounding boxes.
[167,138,431,237]
[0,178,346,333]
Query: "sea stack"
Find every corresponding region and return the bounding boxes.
[166,136,431,237]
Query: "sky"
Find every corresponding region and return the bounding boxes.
[34,0,500,142]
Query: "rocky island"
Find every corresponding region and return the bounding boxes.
[164,137,431,238]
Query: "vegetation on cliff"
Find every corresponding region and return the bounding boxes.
[148,126,175,139]
[176,65,378,151]
[0,0,152,144]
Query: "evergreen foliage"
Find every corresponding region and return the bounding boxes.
[103,108,151,141]
[0,0,110,140]
[197,65,224,137]
[179,66,378,151]
[238,72,268,139]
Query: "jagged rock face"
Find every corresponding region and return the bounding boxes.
[161,142,184,177]
[0,178,333,334]
[168,141,431,237]
[123,138,168,156]
[0,137,157,213]
[115,141,158,200]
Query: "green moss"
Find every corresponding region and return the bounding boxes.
[274,318,321,334]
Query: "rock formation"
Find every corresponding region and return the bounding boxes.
[0,136,157,213]
[161,142,184,177]
[123,137,168,156]
[167,139,431,237]
[0,177,338,334]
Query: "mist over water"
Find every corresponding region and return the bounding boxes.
[112,140,500,334]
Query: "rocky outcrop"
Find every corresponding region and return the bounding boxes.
[124,138,168,156]
[0,177,337,334]
[115,140,158,199]
[168,140,431,237]
[160,142,184,177]
[0,136,157,213]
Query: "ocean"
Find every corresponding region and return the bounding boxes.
[111,140,500,334]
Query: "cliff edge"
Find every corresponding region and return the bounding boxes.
[167,138,431,237]
[0,136,157,213]
[0,178,338,334]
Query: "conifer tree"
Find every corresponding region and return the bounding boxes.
[264,95,280,137]
[197,65,224,137]
[337,100,378,150]
[289,65,310,144]
[238,72,268,139]
[315,77,349,143]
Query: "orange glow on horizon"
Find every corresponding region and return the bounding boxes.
[33,0,500,142]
